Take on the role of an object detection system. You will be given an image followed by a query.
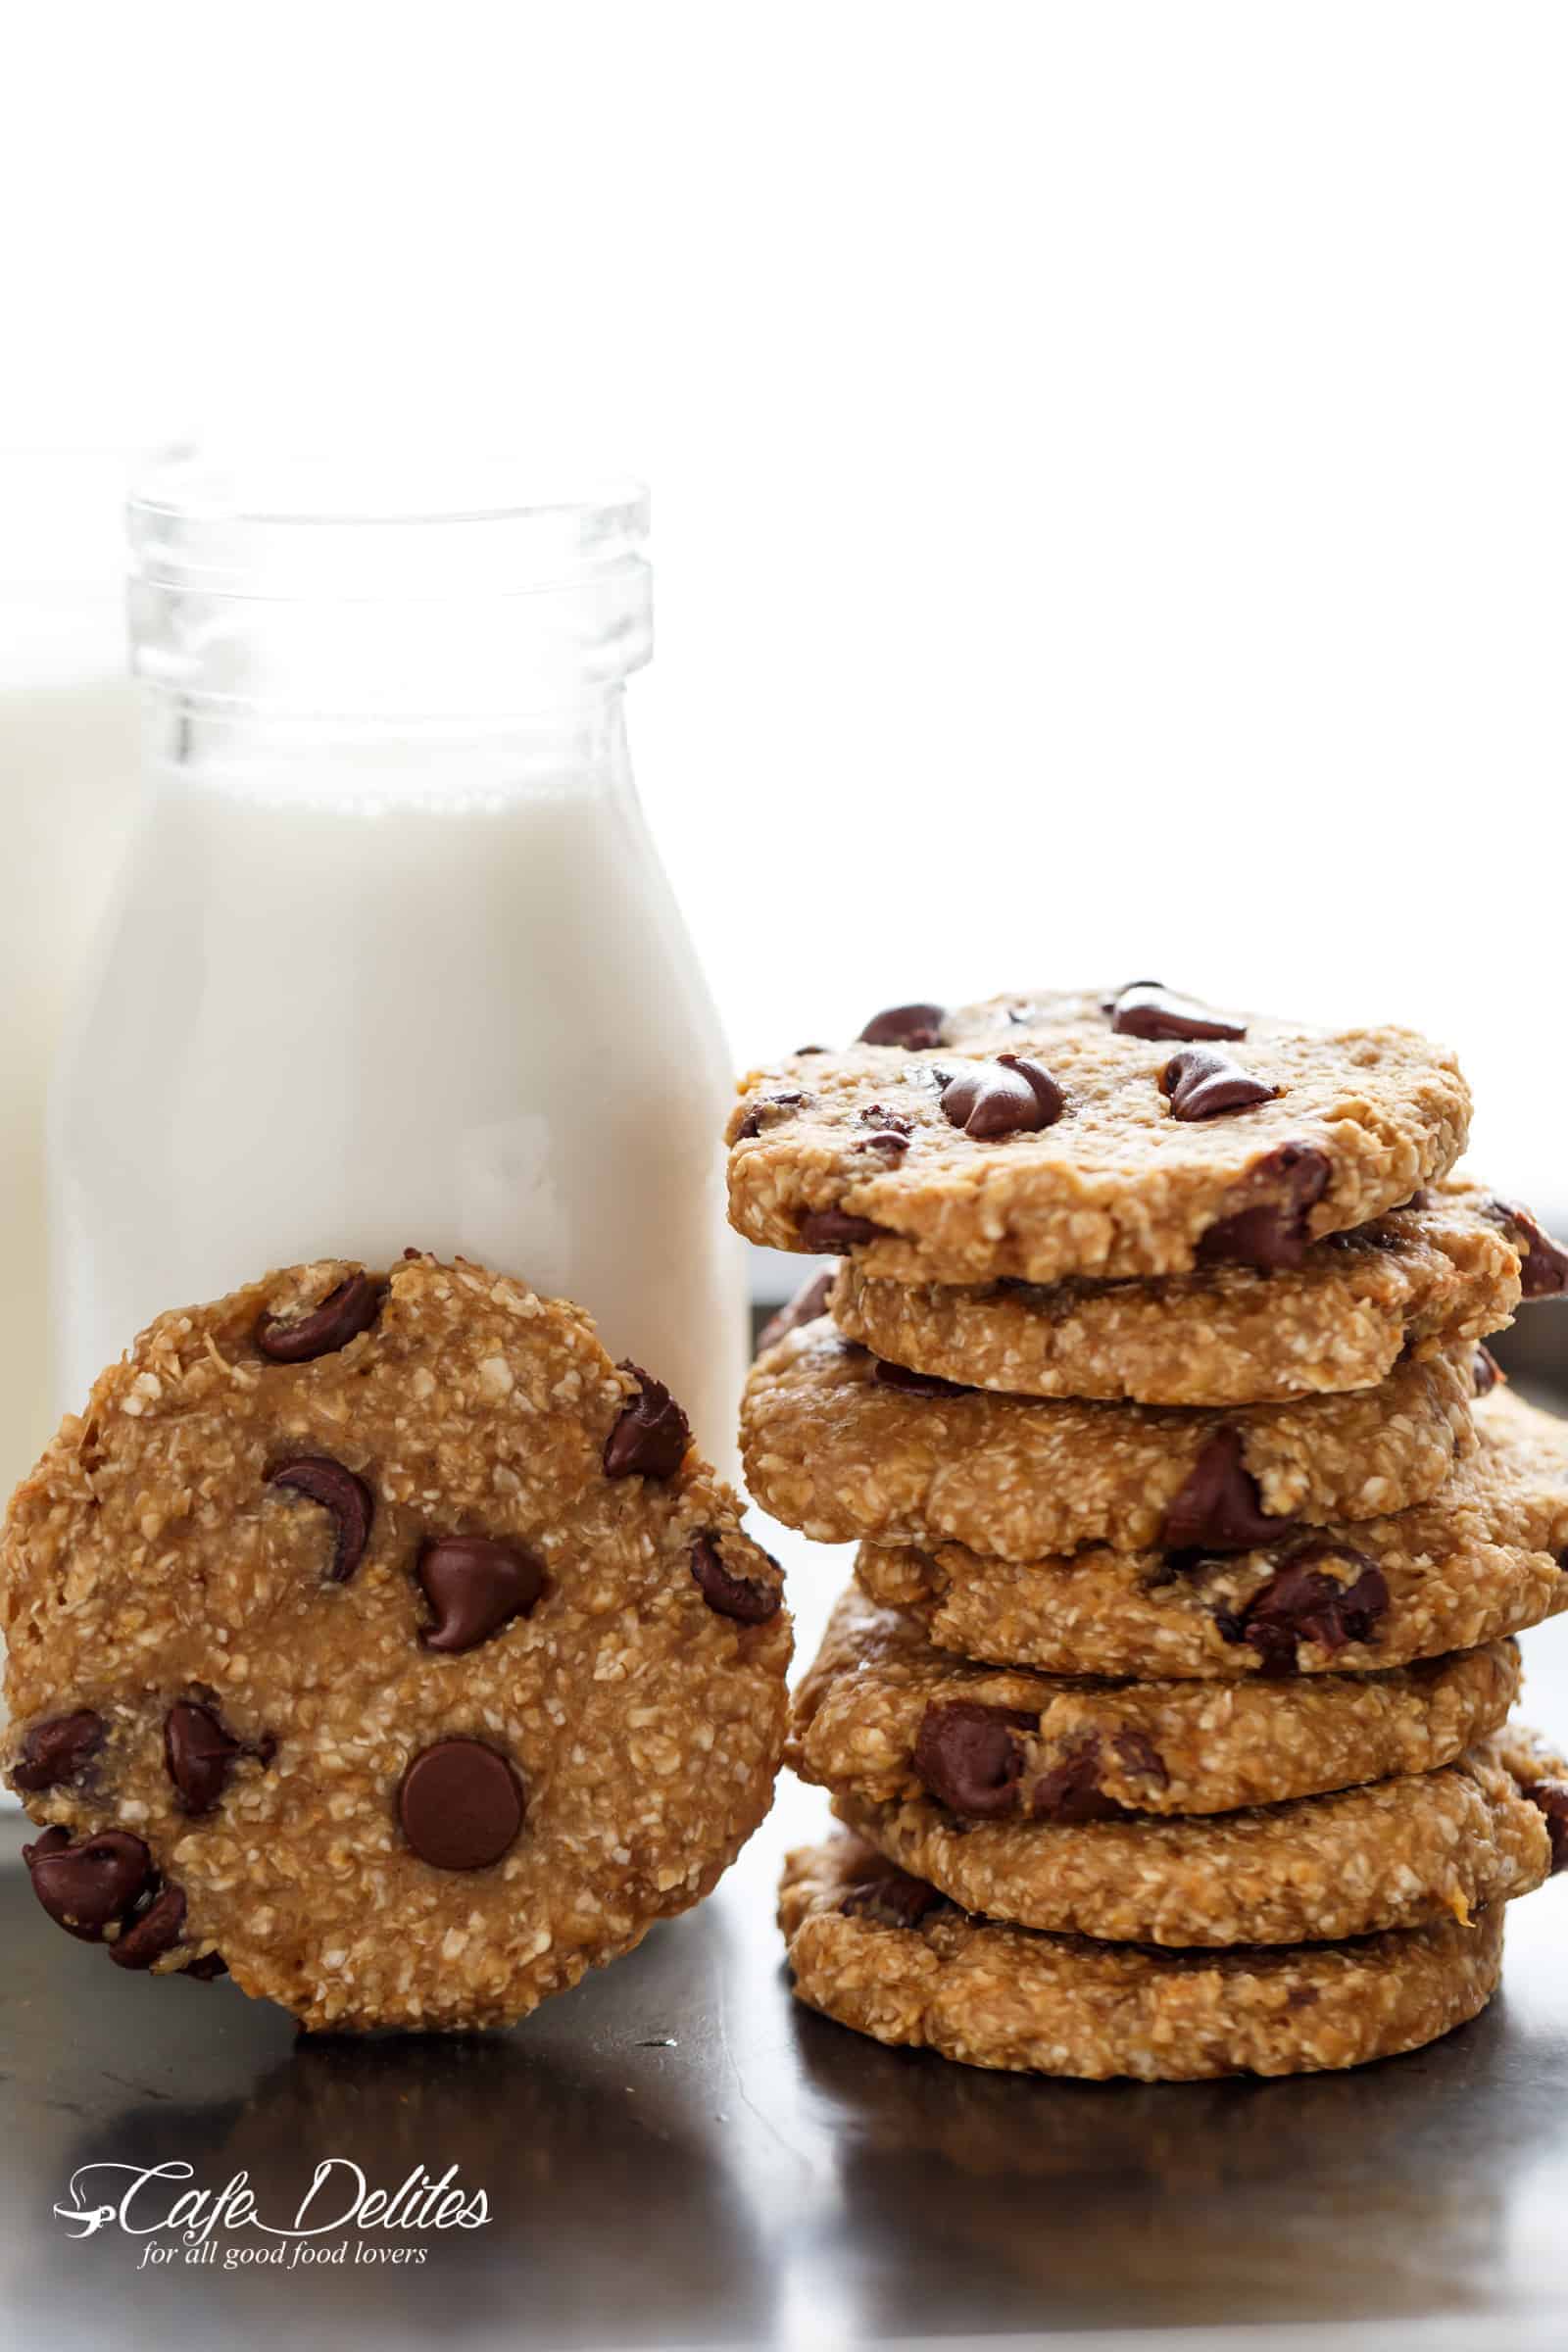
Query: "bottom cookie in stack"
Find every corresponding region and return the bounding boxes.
[779,1587,1568,2078]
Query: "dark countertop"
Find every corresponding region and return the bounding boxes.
[6,1502,1568,2351]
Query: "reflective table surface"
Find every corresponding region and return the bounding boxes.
[5,1526,1568,2352]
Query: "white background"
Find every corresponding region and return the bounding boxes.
[2,1,1566,1200]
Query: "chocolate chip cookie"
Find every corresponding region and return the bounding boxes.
[854,1388,1568,1678]
[832,1730,1556,1946]
[827,1176,1531,1405]
[2,1252,792,2032]
[792,1586,1521,1819]
[780,1833,1507,2080]
[743,1318,1478,1559]
[727,986,1471,1287]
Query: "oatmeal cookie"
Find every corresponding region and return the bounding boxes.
[791,1585,1521,1818]
[827,1176,1528,1405]
[727,986,1471,1287]
[743,1319,1478,1559]
[2,1252,792,2033]
[780,1833,1506,2080]
[856,1388,1568,1679]
[833,1730,1558,1946]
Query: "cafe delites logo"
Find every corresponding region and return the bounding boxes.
[53,2158,490,2271]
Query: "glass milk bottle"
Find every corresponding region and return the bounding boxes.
[49,454,748,1474]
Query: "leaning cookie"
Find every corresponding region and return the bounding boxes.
[833,1730,1558,1947]
[780,1834,1506,2081]
[2,1252,792,2032]
[743,1319,1478,1559]
[728,985,1471,1286]
[791,1586,1521,1819]
[828,1175,1535,1406]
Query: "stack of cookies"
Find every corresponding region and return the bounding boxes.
[726,982,1568,2080]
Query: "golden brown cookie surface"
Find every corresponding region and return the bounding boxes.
[728,987,1471,1286]
[780,1833,1506,2080]
[856,1388,1568,1678]
[828,1175,1524,1404]
[791,1585,1521,1818]
[3,1254,792,2032]
[744,1318,1478,1558]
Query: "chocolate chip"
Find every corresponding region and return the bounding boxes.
[417,1536,546,1653]
[399,1740,524,1871]
[1217,1544,1390,1674]
[941,1055,1065,1141]
[12,1709,105,1793]
[1197,1143,1332,1272]
[1519,1780,1568,1875]
[871,1357,969,1399]
[689,1534,782,1624]
[858,1105,914,1135]
[1483,1199,1568,1300]
[736,1091,810,1140]
[1111,1729,1169,1787]
[164,1701,244,1814]
[859,1004,946,1051]
[840,1869,949,1929]
[857,1131,911,1159]
[756,1268,836,1355]
[255,1270,385,1363]
[24,1828,153,1940]
[798,1209,890,1250]
[1159,1048,1278,1122]
[185,1950,229,1982]
[604,1363,691,1480]
[1029,1735,1127,1824]
[1473,1345,1503,1399]
[268,1455,375,1582]
[914,1701,1032,1817]
[1109,984,1247,1043]
[1162,1429,1290,1552]
[109,1883,188,1971]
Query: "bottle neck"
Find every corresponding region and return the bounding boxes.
[143,684,636,808]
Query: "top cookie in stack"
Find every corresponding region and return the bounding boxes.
[727,982,1568,2080]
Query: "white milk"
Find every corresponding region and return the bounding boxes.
[0,618,139,1496]
[47,462,748,1474]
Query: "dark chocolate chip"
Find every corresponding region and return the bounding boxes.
[1197,1144,1332,1272]
[1029,1735,1127,1824]
[399,1740,525,1871]
[255,1270,385,1363]
[604,1363,691,1480]
[736,1091,810,1140]
[871,1357,969,1398]
[268,1455,375,1583]
[1473,1345,1503,1399]
[798,1209,890,1250]
[940,1055,1065,1141]
[689,1534,782,1624]
[840,1868,950,1929]
[857,1131,911,1159]
[1482,1199,1568,1300]
[24,1828,154,1940]
[164,1701,244,1814]
[1159,1048,1278,1122]
[858,1004,946,1051]
[1218,1544,1390,1675]
[185,1949,229,1982]
[1100,979,1165,1011]
[1109,984,1247,1043]
[1111,1729,1170,1787]
[417,1536,547,1653]
[12,1709,105,1794]
[913,1701,1032,1818]
[110,1883,188,1971]
[1520,1780,1568,1875]
[757,1269,836,1355]
[1162,1429,1290,1553]
[858,1105,914,1135]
